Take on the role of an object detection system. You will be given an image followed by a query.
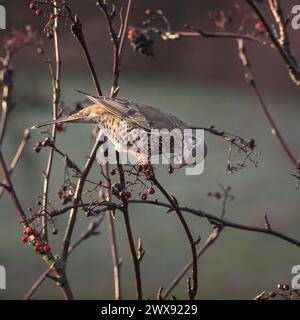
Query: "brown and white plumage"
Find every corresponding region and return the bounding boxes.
[31,90,205,163]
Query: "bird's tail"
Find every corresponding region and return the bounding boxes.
[31,114,87,129]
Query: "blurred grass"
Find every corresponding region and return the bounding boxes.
[0,74,299,299]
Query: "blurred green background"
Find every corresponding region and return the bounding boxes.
[0,0,300,299]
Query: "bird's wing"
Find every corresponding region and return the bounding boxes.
[74,89,151,131]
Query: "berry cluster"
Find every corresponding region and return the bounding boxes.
[34,137,55,153]
[21,226,51,254]
[29,1,58,39]
[127,28,154,57]
[140,186,155,201]
[57,187,74,205]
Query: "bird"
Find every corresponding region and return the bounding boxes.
[31,90,206,166]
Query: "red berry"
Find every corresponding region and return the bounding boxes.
[35,9,43,16]
[46,31,54,39]
[126,191,132,199]
[168,166,174,174]
[25,227,33,235]
[147,187,155,195]
[29,2,37,10]
[57,190,64,199]
[55,123,65,132]
[127,28,135,40]
[255,22,264,32]
[141,193,147,201]
[35,241,42,249]
[43,245,51,253]
[47,140,55,147]
[34,144,41,153]
[21,236,28,243]
[50,13,57,20]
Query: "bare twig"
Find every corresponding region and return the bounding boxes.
[41,3,61,241]
[150,175,198,300]
[245,0,300,85]
[162,225,221,299]
[0,128,30,198]
[237,39,297,166]
[99,0,135,299]
[127,199,300,247]
[24,214,105,300]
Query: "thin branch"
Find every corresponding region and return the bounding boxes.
[127,199,300,247]
[0,52,12,145]
[245,0,300,85]
[0,151,27,224]
[24,215,105,300]
[150,175,198,300]
[162,226,221,299]
[0,128,30,198]
[68,10,103,96]
[41,4,61,241]
[237,39,297,166]
[98,0,134,299]
[61,140,102,261]
[116,152,142,300]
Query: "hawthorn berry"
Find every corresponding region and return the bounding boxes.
[46,31,54,39]
[168,165,174,174]
[35,241,42,249]
[21,236,28,243]
[34,143,42,153]
[141,193,147,201]
[50,13,57,21]
[25,227,33,235]
[57,190,64,199]
[255,22,264,32]
[147,187,155,195]
[35,9,43,16]
[110,169,116,176]
[55,123,65,132]
[282,284,290,291]
[126,191,132,199]
[52,227,58,235]
[43,245,51,253]
[127,28,135,41]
